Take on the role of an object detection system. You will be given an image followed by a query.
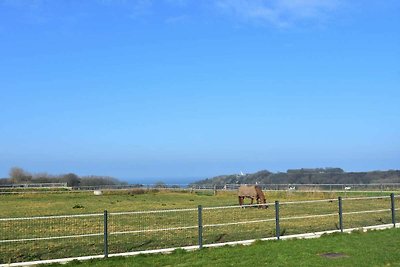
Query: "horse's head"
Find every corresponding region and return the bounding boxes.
[260,198,268,209]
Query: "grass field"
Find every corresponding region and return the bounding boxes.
[0,189,398,264]
[43,228,400,267]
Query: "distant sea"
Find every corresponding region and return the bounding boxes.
[123,177,203,185]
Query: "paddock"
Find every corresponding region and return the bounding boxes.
[0,189,399,265]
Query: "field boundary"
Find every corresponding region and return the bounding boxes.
[1,223,398,267]
[2,182,400,195]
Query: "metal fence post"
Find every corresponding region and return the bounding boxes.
[275,201,280,240]
[104,210,108,258]
[338,197,343,233]
[198,205,203,249]
[391,193,396,228]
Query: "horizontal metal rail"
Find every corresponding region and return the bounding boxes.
[0,233,103,244]
[0,213,103,221]
[203,203,268,210]
[280,199,337,205]
[110,225,198,235]
[109,208,197,216]
[280,213,338,221]
[342,196,390,201]
[342,209,391,215]
[203,218,276,228]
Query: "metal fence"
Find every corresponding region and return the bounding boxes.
[0,183,68,189]
[2,183,400,195]
[0,194,399,265]
[76,183,400,191]
[222,183,400,192]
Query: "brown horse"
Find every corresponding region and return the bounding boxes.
[238,185,268,208]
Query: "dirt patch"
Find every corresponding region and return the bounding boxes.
[215,233,227,242]
[319,253,348,259]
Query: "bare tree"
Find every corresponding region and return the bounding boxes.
[9,167,32,183]
[62,173,81,187]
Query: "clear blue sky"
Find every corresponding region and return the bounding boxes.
[0,0,399,183]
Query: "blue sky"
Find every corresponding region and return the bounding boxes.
[0,0,399,183]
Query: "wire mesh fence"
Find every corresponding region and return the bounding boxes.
[0,194,398,265]
[342,196,392,229]
[202,204,275,244]
[279,198,339,236]
[0,213,103,264]
[107,208,198,254]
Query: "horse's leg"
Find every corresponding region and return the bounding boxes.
[260,195,267,209]
[239,196,245,207]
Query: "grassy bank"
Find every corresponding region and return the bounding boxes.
[45,228,400,267]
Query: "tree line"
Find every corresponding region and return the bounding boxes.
[192,168,400,186]
[0,167,127,187]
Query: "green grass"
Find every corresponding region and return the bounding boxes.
[44,228,400,267]
[0,190,398,264]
